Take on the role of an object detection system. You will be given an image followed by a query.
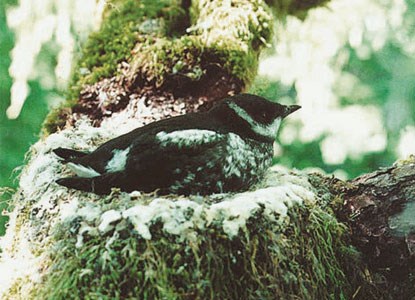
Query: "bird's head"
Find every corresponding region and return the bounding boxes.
[213,93,300,141]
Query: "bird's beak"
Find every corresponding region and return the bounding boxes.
[283,105,301,118]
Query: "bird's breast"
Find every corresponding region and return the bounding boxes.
[166,133,273,194]
[222,133,273,179]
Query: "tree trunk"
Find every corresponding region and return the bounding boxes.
[0,0,413,299]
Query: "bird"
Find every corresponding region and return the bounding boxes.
[54,93,300,195]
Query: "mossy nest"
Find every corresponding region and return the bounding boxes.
[0,118,365,299]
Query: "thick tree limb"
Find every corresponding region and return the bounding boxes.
[340,158,415,297]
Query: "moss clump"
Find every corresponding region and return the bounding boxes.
[265,0,331,19]
[42,106,72,136]
[130,35,259,88]
[394,154,415,167]
[68,0,273,100]
[67,0,186,101]
[32,202,367,299]
[126,0,273,89]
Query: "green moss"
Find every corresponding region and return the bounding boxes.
[130,0,272,87]
[42,106,72,136]
[68,0,186,100]
[133,40,259,89]
[69,0,273,98]
[132,36,215,86]
[31,200,369,299]
[220,47,259,85]
[265,0,331,19]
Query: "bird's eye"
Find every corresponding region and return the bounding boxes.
[261,112,267,119]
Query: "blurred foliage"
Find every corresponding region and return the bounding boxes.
[0,1,49,235]
[250,72,398,179]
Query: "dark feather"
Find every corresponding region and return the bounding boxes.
[53,147,88,161]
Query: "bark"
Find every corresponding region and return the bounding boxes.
[0,0,413,299]
[340,158,415,297]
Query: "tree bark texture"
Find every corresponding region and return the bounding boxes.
[340,158,415,297]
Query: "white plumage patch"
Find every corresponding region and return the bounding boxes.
[222,133,265,178]
[228,102,281,139]
[67,162,100,178]
[105,147,131,173]
[156,129,220,147]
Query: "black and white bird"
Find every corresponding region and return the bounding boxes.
[54,93,300,195]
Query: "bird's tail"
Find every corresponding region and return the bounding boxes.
[56,170,127,195]
[53,147,88,161]
[56,176,113,195]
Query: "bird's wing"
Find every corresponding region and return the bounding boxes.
[53,147,89,161]
[118,129,227,193]
[153,129,224,150]
[127,128,227,166]
[56,129,228,194]
[56,171,127,195]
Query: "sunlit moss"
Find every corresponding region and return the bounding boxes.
[131,35,261,87]
[112,0,272,86]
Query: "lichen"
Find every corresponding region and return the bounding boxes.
[393,154,415,167]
